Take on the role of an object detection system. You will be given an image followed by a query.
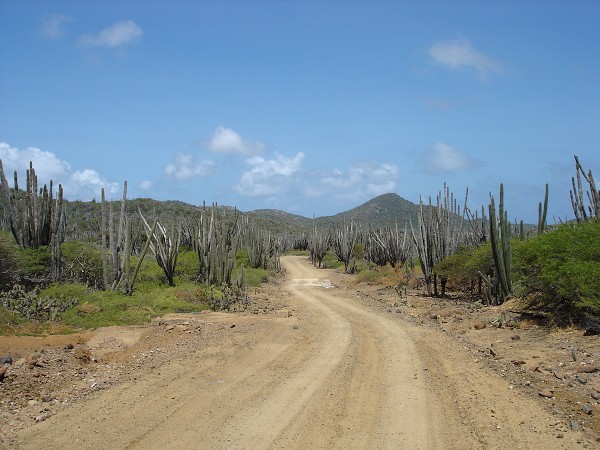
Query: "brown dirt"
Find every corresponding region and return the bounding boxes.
[0,255,598,448]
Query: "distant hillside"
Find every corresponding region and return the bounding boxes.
[315,193,419,230]
[245,209,313,235]
[1,192,422,241]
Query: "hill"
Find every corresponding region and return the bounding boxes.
[244,193,421,233]
[315,193,418,230]
[1,191,421,240]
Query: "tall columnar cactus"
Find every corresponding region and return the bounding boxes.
[0,159,64,250]
[100,181,137,291]
[101,188,108,288]
[1,159,65,281]
[309,220,329,268]
[537,183,549,235]
[410,184,467,296]
[570,155,599,223]
[331,220,358,273]
[195,205,240,286]
[368,223,412,268]
[488,183,513,304]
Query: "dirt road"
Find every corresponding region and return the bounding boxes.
[6,256,587,449]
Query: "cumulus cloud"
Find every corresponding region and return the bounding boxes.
[79,20,143,48]
[68,169,119,197]
[165,153,216,180]
[307,162,399,201]
[234,152,304,197]
[39,13,73,39]
[429,37,501,78]
[421,142,476,173]
[0,142,118,199]
[139,180,153,190]
[205,126,266,155]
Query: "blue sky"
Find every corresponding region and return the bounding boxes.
[1,1,599,223]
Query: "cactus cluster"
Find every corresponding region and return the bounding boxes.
[410,184,466,296]
[330,220,358,273]
[0,159,66,280]
[309,221,329,268]
[483,183,513,305]
[570,155,599,223]
[100,182,154,294]
[243,223,281,271]
[366,223,412,268]
[194,205,240,286]
[0,284,77,321]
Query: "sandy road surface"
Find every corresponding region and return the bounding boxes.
[7,256,586,449]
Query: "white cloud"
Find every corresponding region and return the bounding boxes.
[79,20,143,48]
[165,153,216,180]
[234,152,304,197]
[421,142,476,173]
[139,180,153,190]
[429,37,501,78]
[39,13,73,39]
[68,169,119,197]
[206,126,266,155]
[0,142,118,199]
[307,162,399,201]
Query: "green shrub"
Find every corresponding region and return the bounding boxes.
[61,241,103,288]
[513,221,600,315]
[176,250,199,279]
[238,267,269,287]
[435,244,494,292]
[0,231,19,291]
[235,248,251,268]
[356,268,387,284]
[18,246,51,284]
[322,251,345,270]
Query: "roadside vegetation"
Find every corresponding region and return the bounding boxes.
[0,154,598,335]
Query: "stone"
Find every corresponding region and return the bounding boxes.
[27,352,43,367]
[473,322,487,330]
[14,358,27,367]
[576,366,599,374]
[0,356,13,365]
[42,395,53,403]
[591,391,600,400]
[429,314,438,320]
[539,389,554,398]
[0,364,8,382]
[582,404,593,415]
[510,335,521,341]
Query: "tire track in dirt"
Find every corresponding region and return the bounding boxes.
[273,256,447,449]
[7,256,588,449]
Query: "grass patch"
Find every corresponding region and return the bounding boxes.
[284,249,310,256]
[321,251,345,270]
[59,283,209,329]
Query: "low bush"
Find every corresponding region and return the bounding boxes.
[435,221,600,318]
[434,244,494,293]
[513,220,600,316]
[61,241,103,288]
[0,231,19,291]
